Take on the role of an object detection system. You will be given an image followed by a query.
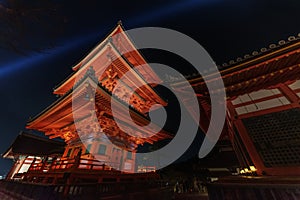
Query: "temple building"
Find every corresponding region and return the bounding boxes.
[172,36,300,176]
[2,132,65,180]
[26,22,171,175]
[171,35,300,199]
[1,23,173,199]
[1,22,300,199]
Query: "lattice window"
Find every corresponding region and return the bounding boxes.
[242,109,300,167]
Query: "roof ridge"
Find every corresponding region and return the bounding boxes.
[53,22,122,93]
[220,33,300,69]
[166,33,300,84]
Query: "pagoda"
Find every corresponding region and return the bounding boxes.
[21,22,172,185]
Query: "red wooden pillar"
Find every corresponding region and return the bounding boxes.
[278,83,300,106]
[233,119,265,174]
[227,101,265,174]
[226,101,249,168]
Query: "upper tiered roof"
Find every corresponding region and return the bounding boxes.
[26,23,172,147]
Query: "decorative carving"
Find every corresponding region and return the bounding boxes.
[113,85,131,102]
[101,67,118,92]
[129,96,153,113]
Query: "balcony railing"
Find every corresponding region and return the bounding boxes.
[28,157,121,173]
[0,179,172,200]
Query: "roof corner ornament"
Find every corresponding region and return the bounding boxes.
[117,20,123,26]
[86,66,98,82]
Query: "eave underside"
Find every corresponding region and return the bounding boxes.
[27,77,172,148]
[54,24,163,97]
[193,48,300,99]
[2,132,65,159]
[171,43,300,139]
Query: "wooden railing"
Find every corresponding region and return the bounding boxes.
[28,157,121,173]
[207,177,300,200]
[0,179,172,200]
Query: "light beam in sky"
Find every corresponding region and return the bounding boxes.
[0,0,222,77]
[127,0,222,26]
[0,32,100,77]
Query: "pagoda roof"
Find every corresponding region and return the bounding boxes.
[26,71,172,145]
[2,132,65,159]
[53,22,163,97]
[27,69,150,126]
[26,22,171,146]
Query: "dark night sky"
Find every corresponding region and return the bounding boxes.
[0,0,300,175]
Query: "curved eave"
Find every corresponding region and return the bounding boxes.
[109,41,167,106]
[220,40,300,76]
[2,132,65,159]
[172,41,300,88]
[53,41,167,107]
[27,76,172,141]
[54,23,163,96]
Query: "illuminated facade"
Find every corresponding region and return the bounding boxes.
[3,132,65,180]
[172,37,300,176]
[21,23,171,183]
[2,21,300,200]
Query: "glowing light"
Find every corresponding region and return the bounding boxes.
[249,166,257,172]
